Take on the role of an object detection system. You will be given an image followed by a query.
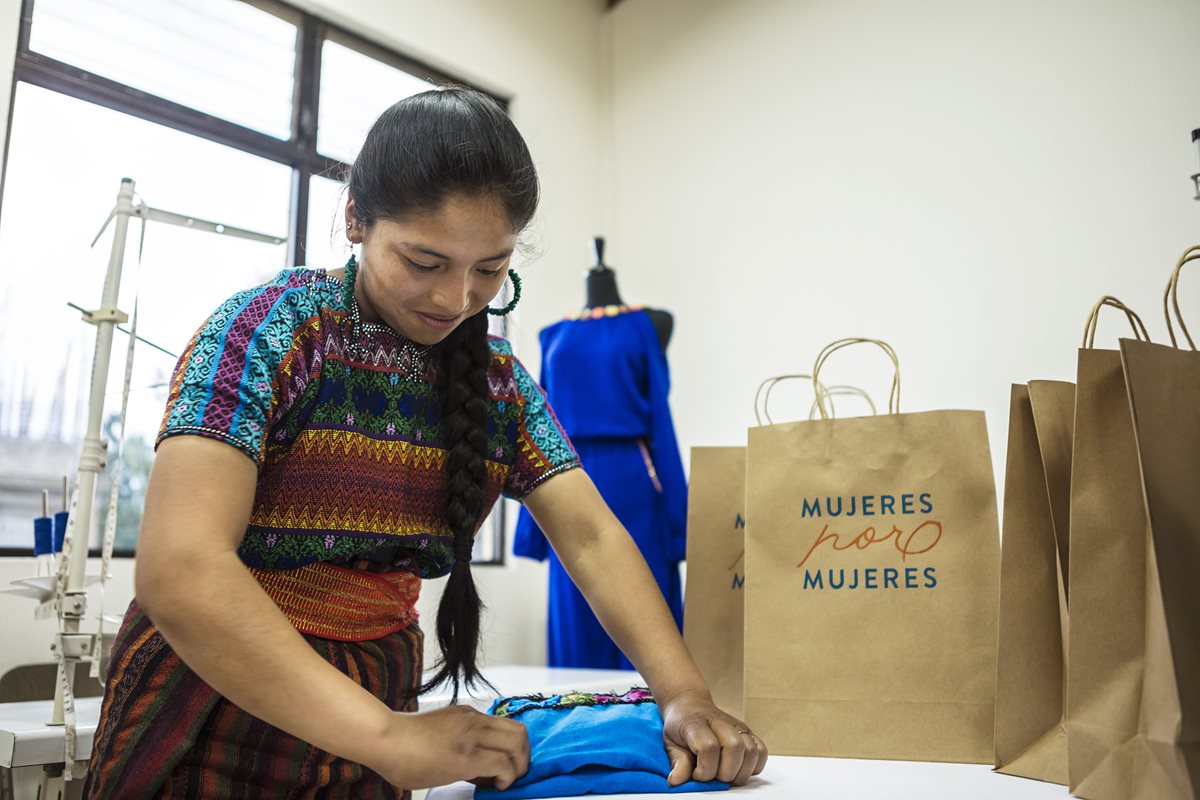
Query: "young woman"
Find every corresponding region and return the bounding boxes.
[83,87,767,798]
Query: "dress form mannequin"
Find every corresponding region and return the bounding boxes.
[585,237,674,350]
[516,236,688,669]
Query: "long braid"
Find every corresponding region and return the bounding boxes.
[347,86,539,701]
[419,310,495,702]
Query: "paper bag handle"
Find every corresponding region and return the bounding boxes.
[1081,295,1150,348]
[753,375,879,425]
[1165,245,1200,350]
[811,384,879,420]
[754,374,815,426]
[811,338,901,419]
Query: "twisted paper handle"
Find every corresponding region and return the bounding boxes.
[1081,295,1150,348]
[811,338,900,419]
[1164,245,1200,350]
[753,374,878,425]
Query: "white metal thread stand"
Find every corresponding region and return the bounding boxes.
[4,178,283,798]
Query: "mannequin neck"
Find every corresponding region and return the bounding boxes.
[585,268,623,308]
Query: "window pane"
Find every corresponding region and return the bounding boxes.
[305,174,349,270]
[473,508,503,564]
[29,0,297,139]
[317,39,434,164]
[0,84,291,551]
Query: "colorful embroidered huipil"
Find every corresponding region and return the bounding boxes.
[161,267,579,577]
[514,309,687,669]
[84,267,580,800]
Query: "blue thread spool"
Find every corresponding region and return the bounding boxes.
[34,490,53,575]
[34,517,52,556]
[53,511,68,553]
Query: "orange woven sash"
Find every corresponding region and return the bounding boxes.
[249,562,420,642]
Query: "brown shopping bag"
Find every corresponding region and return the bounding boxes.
[1092,246,1200,799]
[993,378,1075,783]
[684,447,748,719]
[743,339,1001,762]
[1064,296,1156,798]
[684,375,846,719]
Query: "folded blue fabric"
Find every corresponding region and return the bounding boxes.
[474,688,729,800]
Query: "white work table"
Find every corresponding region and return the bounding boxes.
[2,666,1073,799]
[428,756,1072,800]
[0,697,104,769]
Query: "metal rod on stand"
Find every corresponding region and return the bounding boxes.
[48,177,286,751]
[50,178,137,730]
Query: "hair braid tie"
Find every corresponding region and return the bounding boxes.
[454,536,474,564]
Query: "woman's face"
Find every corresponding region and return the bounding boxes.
[347,193,517,346]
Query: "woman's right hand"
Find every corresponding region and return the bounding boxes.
[369,705,531,791]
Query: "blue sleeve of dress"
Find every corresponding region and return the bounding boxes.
[643,316,689,562]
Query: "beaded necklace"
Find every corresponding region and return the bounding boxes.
[341,257,434,372]
[564,304,644,321]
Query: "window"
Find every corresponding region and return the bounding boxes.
[28,0,297,139]
[0,0,510,563]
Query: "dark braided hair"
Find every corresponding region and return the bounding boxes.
[347,87,539,702]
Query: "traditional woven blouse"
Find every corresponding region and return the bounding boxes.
[157,267,580,578]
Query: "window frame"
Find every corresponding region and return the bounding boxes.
[0,0,512,563]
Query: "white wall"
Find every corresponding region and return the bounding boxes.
[603,0,1200,489]
[0,0,608,680]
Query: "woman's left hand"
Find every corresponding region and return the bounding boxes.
[660,689,769,787]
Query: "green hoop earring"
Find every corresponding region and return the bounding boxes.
[486,270,522,316]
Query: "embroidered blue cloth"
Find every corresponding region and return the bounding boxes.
[474,689,729,800]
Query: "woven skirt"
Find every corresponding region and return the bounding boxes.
[82,601,423,799]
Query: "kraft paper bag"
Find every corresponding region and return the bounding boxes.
[994,380,1074,783]
[1112,335,1200,800]
[683,375,838,719]
[743,339,1001,762]
[683,447,747,719]
[1091,250,1200,800]
[1065,298,1154,798]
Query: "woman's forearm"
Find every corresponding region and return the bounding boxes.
[553,519,711,705]
[524,470,709,702]
[524,472,766,787]
[136,551,397,767]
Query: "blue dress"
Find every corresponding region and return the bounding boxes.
[514,308,688,669]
